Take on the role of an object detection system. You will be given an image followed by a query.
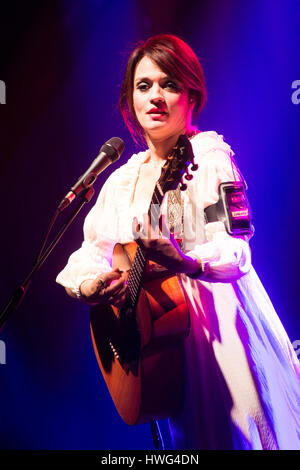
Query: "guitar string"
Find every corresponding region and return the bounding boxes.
[128,164,180,306]
[127,185,163,306]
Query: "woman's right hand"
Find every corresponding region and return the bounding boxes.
[79,269,129,307]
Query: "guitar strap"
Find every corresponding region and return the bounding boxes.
[167,185,184,250]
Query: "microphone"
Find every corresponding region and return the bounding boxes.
[58,137,125,211]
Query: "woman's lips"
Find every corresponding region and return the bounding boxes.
[147,109,168,119]
[147,108,168,115]
[148,114,168,120]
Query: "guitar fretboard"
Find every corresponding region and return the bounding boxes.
[127,184,165,308]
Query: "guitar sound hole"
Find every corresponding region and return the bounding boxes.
[118,303,141,363]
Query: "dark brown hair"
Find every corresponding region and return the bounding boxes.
[119,34,207,144]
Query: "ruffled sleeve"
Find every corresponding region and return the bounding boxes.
[56,173,118,293]
[185,132,252,283]
[56,149,149,293]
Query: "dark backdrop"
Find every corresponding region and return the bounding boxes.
[0,0,299,450]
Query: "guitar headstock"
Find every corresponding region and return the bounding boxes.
[158,134,198,194]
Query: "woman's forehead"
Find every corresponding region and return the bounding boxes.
[134,56,168,82]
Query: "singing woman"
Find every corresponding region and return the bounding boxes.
[56,34,300,450]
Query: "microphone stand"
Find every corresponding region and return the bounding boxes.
[0,187,95,330]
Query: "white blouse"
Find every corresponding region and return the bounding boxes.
[56,131,300,450]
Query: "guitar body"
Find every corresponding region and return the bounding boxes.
[90,241,190,425]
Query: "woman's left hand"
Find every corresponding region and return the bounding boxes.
[132,214,200,275]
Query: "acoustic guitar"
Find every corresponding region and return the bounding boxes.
[90,135,198,425]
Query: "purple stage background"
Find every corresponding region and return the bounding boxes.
[0,0,299,450]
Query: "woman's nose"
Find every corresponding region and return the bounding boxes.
[150,96,166,108]
[149,85,165,106]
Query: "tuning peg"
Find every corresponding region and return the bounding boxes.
[184,169,193,181]
[180,175,188,190]
[191,161,198,171]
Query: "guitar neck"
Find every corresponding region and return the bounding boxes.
[126,132,194,307]
[127,184,165,308]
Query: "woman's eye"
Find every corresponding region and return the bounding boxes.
[136,82,149,91]
[135,80,180,92]
[164,81,179,91]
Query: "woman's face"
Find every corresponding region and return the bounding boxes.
[132,55,193,141]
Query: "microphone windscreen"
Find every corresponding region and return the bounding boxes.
[100,137,125,162]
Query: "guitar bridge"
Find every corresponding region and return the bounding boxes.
[109,340,120,361]
[108,340,138,376]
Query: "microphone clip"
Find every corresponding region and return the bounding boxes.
[58,172,97,211]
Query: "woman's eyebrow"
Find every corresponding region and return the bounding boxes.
[134,73,170,84]
[134,76,149,83]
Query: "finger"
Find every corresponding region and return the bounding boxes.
[136,214,155,240]
[96,270,121,287]
[120,270,129,282]
[133,217,149,244]
[142,213,150,238]
[112,268,122,274]
[132,217,142,240]
[112,283,127,297]
[105,277,126,296]
[108,284,128,305]
[106,270,122,282]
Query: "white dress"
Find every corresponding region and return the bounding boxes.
[56,131,300,450]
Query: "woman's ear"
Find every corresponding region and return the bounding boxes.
[188,91,196,113]
[188,90,196,103]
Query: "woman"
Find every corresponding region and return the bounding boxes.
[56,35,300,449]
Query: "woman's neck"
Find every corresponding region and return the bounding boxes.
[145,126,197,167]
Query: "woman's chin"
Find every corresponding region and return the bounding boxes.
[145,124,181,142]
